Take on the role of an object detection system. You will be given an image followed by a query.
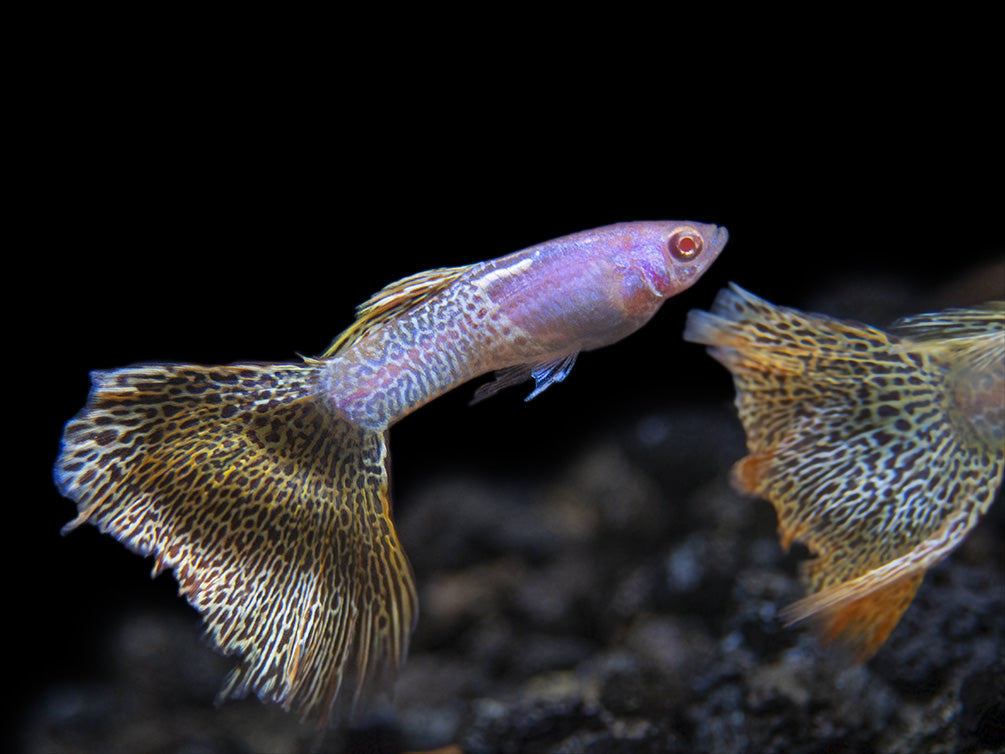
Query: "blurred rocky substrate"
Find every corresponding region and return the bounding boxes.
[20,273,1004,754]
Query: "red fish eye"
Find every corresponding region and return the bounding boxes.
[668,228,704,262]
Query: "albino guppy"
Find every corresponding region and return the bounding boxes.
[54,221,728,725]
[685,285,1004,660]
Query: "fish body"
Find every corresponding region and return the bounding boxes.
[54,221,727,725]
[684,285,1004,659]
[322,221,728,430]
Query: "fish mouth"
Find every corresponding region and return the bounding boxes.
[711,224,730,252]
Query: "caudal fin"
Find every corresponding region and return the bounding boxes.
[685,285,1003,659]
[55,363,417,724]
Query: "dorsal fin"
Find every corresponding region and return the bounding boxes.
[892,302,1005,372]
[321,265,472,358]
[892,301,1005,343]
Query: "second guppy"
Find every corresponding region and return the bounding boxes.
[685,286,1004,660]
[54,221,728,725]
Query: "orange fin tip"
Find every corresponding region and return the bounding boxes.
[783,572,924,662]
[730,451,774,496]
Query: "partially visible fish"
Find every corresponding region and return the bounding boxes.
[54,220,727,726]
[684,284,1004,660]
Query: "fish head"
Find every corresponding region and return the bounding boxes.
[612,220,729,320]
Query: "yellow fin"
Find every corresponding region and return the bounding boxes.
[686,285,1005,659]
[893,302,1005,374]
[321,265,472,358]
[893,303,1005,452]
[55,364,418,725]
[784,508,978,617]
[781,508,979,660]
[892,301,1005,343]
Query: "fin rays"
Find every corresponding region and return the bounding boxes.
[685,285,1004,660]
[321,265,472,358]
[55,363,417,725]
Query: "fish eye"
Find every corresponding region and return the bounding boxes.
[667,227,704,262]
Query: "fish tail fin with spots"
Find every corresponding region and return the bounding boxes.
[684,285,1004,660]
[54,221,729,727]
[54,362,417,725]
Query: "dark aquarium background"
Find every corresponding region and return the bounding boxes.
[13,34,1004,753]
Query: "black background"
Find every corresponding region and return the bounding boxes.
[12,28,1003,744]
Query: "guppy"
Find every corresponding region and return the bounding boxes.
[54,221,728,725]
[685,285,1004,660]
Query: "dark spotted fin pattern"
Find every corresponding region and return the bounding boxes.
[54,221,731,728]
[684,285,1004,660]
[320,265,472,358]
[54,364,417,724]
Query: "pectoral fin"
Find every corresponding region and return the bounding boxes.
[471,353,579,404]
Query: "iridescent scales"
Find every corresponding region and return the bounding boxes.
[684,285,1004,660]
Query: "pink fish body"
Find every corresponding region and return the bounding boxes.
[54,220,727,725]
[323,221,729,429]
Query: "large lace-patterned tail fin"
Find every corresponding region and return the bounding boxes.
[685,285,1004,660]
[54,363,417,725]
